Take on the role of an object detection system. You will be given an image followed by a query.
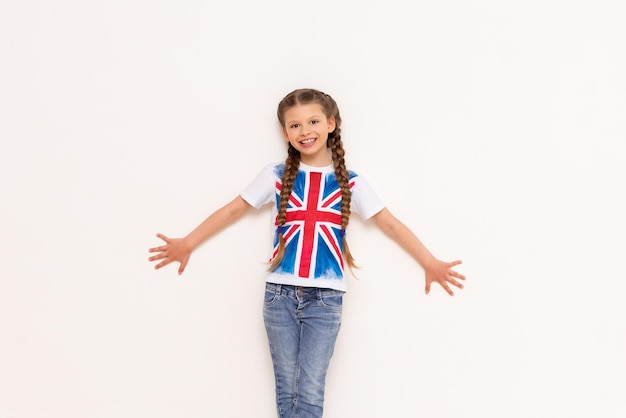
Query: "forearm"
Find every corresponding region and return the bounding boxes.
[373,208,437,269]
[184,195,251,250]
[372,208,465,295]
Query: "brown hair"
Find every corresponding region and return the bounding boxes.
[269,88,356,274]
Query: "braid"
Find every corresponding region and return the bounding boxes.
[276,145,301,226]
[328,128,357,272]
[268,144,301,271]
[329,127,351,229]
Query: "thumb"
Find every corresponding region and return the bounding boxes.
[178,258,189,275]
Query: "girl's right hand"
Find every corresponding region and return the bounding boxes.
[148,233,192,275]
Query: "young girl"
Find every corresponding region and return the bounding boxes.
[148,88,465,418]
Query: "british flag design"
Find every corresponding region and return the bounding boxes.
[271,166,356,280]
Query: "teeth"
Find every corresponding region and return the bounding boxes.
[301,139,315,144]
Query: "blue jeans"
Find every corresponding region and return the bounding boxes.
[263,283,343,418]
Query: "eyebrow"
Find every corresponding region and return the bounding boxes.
[286,114,323,125]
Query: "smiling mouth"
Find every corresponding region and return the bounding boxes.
[300,138,316,145]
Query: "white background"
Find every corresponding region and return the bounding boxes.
[1,1,625,417]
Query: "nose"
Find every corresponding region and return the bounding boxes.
[299,126,311,136]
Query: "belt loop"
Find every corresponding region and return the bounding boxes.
[275,284,281,296]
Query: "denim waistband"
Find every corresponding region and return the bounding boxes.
[266,282,344,298]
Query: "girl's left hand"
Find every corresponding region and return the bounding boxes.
[424,259,465,296]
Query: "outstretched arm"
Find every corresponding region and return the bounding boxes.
[148,195,252,274]
[372,208,465,296]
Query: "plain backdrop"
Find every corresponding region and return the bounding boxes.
[1,1,625,417]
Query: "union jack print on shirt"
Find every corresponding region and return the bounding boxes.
[271,166,356,280]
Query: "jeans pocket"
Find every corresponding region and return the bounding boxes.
[264,285,279,307]
[318,291,343,312]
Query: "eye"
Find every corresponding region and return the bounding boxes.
[310,120,319,125]
[289,123,299,129]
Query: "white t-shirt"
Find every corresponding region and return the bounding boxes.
[241,162,385,292]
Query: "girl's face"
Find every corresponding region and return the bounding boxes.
[281,103,336,167]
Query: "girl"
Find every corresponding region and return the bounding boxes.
[148,88,465,418]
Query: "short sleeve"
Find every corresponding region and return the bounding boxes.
[351,174,385,220]
[240,164,277,209]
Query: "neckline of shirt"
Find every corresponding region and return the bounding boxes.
[298,161,334,173]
